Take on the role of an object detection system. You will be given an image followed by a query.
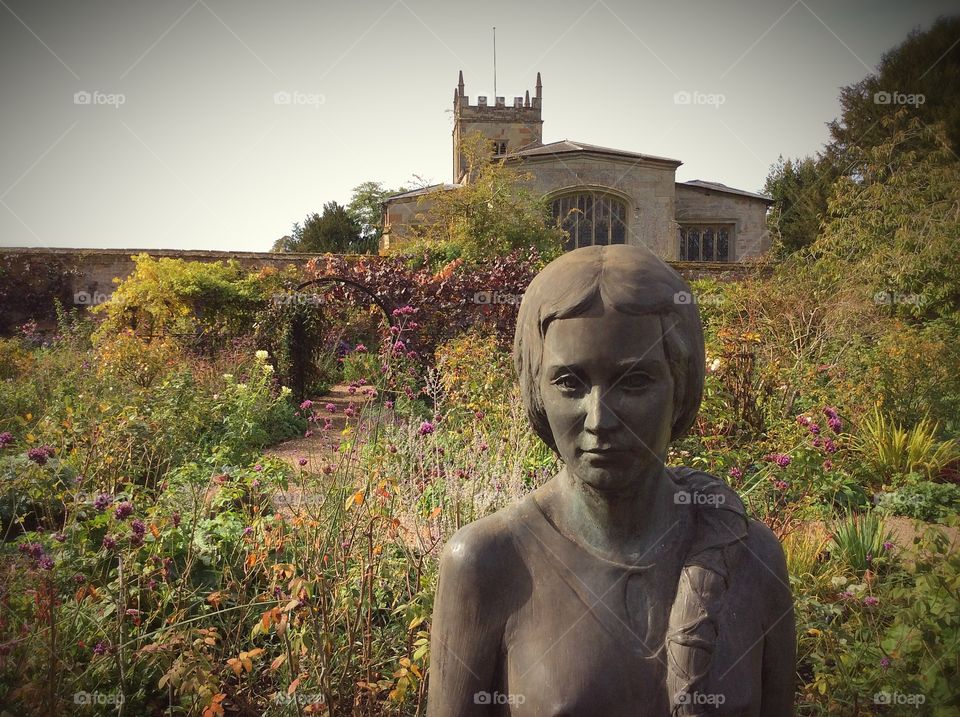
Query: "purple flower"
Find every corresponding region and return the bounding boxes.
[26,445,54,465]
[348,385,357,395]
[54,532,66,542]
[418,421,435,436]
[298,457,308,466]
[325,403,336,413]
[824,406,839,420]
[354,343,367,353]
[253,464,263,472]
[113,501,133,520]
[171,511,181,527]
[243,526,253,536]
[883,540,894,551]
[880,657,891,669]
[300,400,313,410]
[728,467,744,480]
[38,556,54,570]
[304,430,313,438]
[102,535,117,551]
[93,494,114,512]
[822,459,833,471]
[774,480,789,491]
[823,439,838,454]
[385,400,394,410]
[773,454,791,468]
[828,416,842,433]
[808,423,821,435]
[73,573,85,584]
[0,432,13,447]
[93,641,108,656]
[796,415,811,426]
[130,519,146,537]
[864,596,879,606]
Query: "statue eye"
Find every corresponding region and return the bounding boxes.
[551,374,583,394]
[620,372,653,390]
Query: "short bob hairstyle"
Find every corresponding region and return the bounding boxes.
[513,244,705,454]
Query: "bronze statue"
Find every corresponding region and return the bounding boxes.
[428,245,795,716]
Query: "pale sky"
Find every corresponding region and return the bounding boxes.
[0,0,955,251]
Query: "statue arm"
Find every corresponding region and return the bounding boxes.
[755,523,797,717]
[427,523,513,716]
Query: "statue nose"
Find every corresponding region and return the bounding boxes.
[583,386,619,433]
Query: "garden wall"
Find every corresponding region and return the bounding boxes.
[0,247,761,333]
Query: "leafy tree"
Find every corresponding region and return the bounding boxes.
[763,154,839,254]
[809,118,960,321]
[347,181,407,252]
[397,132,564,262]
[272,202,364,253]
[828,15,960,158]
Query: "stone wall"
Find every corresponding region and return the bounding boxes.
[0,246,761,333]
[675,185,771,261]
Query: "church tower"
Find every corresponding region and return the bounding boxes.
[452,71,543,183]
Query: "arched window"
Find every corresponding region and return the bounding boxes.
[551,192,628,250]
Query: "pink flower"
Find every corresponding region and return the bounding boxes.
[298,457,308,466]
[354,343,367,353]
[729,467,744,480]
[418,421,435,436]
[828,416,842,432]
[863,596,879,606]
[325,403,336,413]
[300,400,313,410]
[822,459,833,471]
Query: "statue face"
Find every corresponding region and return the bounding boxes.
[539,309,674,492]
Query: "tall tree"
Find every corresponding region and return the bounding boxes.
[347,181,407,252]
[763,154,838,255]
[272,202,364,253]
[828,15,960,159]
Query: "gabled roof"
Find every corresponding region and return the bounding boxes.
[679,180,773,203]
[505,139,682,167]
[385,183,460,202]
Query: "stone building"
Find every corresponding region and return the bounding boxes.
[381,72,772,261]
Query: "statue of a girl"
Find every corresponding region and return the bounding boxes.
[428,245,795,716]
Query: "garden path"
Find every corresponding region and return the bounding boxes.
[266,383,376,516]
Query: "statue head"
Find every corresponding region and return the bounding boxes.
[514,245,705,489]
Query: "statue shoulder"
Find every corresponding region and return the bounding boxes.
[439,503,524,587]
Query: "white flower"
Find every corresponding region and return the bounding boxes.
[222,373,234,382]
[280,386,292,397]
[263,363,275,374]
[236,383,247,391]
[255,350,269,362]
[708,358,721,373]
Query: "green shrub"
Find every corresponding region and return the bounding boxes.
[829,511,893,574]
[874,481,960,523]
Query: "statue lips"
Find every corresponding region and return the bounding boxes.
[579,446,631,464]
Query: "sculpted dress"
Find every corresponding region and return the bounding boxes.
[427,468,795,716]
